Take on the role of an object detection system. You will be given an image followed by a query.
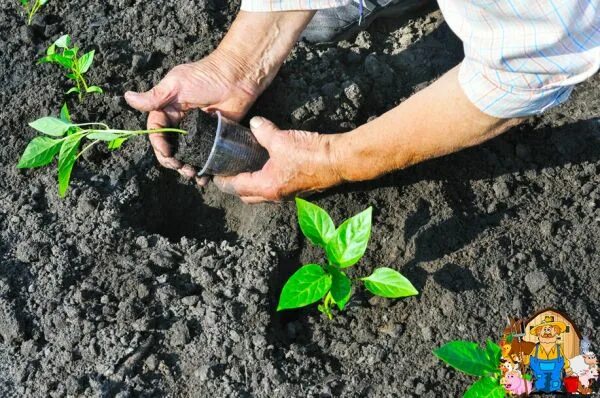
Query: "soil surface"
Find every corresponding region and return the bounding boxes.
[177,109,218,170]
[1,1,599,397]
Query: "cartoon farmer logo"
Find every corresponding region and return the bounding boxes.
[528,315,573,392]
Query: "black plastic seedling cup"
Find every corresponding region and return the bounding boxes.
[176,110,269,177]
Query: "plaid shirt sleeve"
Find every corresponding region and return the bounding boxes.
[241,0,350,11]
[439,0,600,118]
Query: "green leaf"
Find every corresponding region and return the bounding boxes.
[295,198,336,248]
[86,86,103,94]
[29,116,72,137]
[57,134,82,197]
[66,87,80,95]
[87,132,121,141]
[328,266,352,310]
[434,341,500,377]
[46,43,56,56]
[62,48,78,59]
[107,137,128,150]
[47,54,73,69]
[54,34,71,49]
[464,377,505,398]
[60,103,71,123]
[361,267,418,298]
[277,264,332,311]
[78,50,94,74]
[485,339,502,367]
[325,207,372,268]
[38,55,53,64]
[21,0,29,6]
[17,136,62,169]
[40,0,49,4]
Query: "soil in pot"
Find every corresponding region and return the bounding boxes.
[175,109,219,169]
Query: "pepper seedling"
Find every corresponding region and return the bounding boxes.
[17,104,186,197]
[39,35,103,101]
[434,340,506,397]
[278,198,418,319]
[20,0,48,25]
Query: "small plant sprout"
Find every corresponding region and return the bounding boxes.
[278,198,418,319]
[39,35,103,101]
[20,0,48,25]
[17,104,187,197]
[434,340,508,397]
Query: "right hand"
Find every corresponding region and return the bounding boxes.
[124,51,260,185]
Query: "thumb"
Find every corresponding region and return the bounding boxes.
[124,84,173,112]
[249,116,279,149]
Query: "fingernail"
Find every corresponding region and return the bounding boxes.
[250,117,264,128]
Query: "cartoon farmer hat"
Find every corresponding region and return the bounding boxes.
[530,315,567,336]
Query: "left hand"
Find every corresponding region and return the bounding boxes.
[213,117,343,203]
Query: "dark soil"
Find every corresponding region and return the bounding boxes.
[176,109,218,170]
[1,1,599,397]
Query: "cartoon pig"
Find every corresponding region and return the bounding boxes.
[503,370,533,395]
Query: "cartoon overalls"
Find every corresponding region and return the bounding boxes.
[529,344,564,392]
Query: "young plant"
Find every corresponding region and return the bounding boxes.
[17,104,186,197]
[434,340,506,397]
[20,0,48,25]
[278,198,418,319]
[39,35,103,101]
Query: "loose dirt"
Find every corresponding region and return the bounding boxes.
[1,1,599,397]
[176,109,218,170]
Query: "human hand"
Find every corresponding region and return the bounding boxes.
[124,51,260,185]
[213,117,343,203]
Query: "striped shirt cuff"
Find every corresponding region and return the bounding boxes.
[240,0,351,11]
[459,59,575,119]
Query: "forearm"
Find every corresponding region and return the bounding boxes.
[330,65,523,182]
[215,10,315,97]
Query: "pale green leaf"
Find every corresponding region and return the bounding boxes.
[57,134,82,197]
[29,116,71,136]
[54,34,71,48]
[78,50,94,74]
[60,103,71,123]
[361,267,417,298]
[87,132,121,141]
[66,87,80,95]
[325,207,372,268]
[107,137,128,150]
[295,198,336,248]
[464,377,505,398]
[86,85,103,94]
[17,136,62,169]
[434,341,500,377]
[278,264,331,311]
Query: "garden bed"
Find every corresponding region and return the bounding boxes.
[0,1,599,397]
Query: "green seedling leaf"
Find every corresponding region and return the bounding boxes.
[63,48,78,59]
[57,134,82,197]
[29,116,72,136]
[325,207,372,268]
[485,339,502,367]
[60,103,71,123]
[327,265,352,310]
[434,341,500,377]
[278,264,332,311]
[46,43,56,56]
[66,87,80,95]
[21,0,29,6]
[78,50,95,74]
[54,34,71,48]
[17,136,62,169]
[464,377,505,398]
[87,132,121,141]
[107,137,128,150]
[296,197,335,248]
[361,267,418,298]
[86,86,103,94]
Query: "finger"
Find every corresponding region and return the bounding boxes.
[240,196,267,204]
[124,83,175,112]
[213,172,269,197]
[195,176,211,187]
[248,117,280,149]
[178,164,197,179]
[147,111,184,170]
